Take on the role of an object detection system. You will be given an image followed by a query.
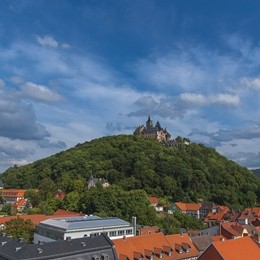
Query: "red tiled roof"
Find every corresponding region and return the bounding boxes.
[220,222,249,239]
[211,235,226,242]
[113,233,172,260]
[245,207,260,217]
[0,189,26,198]
[175,202,201,211]
[0,209,83,225]
[199,236,260,260]
[166,233,200,259]
[149,197,158,204]
[13,199,27,207]
[114,232,200,260]
[137,226,160,236]
[204,212,225,222]
[217,205,230,213]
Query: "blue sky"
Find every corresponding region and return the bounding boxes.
[1,0,260,172]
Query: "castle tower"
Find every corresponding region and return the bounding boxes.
[146,116,153,128]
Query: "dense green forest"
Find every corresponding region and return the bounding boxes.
[252,168,260,177]
[2,134,260,211]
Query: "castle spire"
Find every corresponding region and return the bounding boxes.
[146,115,153,128]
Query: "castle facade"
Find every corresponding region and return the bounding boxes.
[134,116,171,143]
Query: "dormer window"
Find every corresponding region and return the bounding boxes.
[163,246,172,256]
[101,253,109,260]
[133,251,143,260]
[154,248,163,259]
[92,255,100,260]
[144,249,153,260]
[182,243,191,253]
[175,244,183,254]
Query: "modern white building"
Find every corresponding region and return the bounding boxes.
[34,215,136,244]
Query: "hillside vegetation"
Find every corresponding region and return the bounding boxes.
[2,135,260,209]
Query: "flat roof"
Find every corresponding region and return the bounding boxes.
[38,215,131,231]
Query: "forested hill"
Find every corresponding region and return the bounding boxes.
[2,135,260,208]
[252,168,260,177]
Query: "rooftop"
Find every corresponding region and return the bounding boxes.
[0,233,117,260]
[175,202,201,211]
[38,215,131,231]
[198,236,260,260]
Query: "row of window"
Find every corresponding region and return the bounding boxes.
[90,229,133,237]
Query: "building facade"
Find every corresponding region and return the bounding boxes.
[34,215,136,244]
[134,116,171,143]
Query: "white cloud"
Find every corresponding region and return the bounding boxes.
[36,35,58,48]
[21,82,63,103]
[239,77,260,91]
[180,93,207,105]
[180,93,239,106]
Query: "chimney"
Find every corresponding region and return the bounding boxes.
[132,216,137,236]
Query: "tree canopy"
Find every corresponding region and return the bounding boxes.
[1,135,259,209]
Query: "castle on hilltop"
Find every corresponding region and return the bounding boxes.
[134,116,171,143]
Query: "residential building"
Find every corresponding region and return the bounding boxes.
[198,225,220,237]
[54,189,66,200]
[0,189,26,204]
[0,233,118,260]
[198,236,260,260]
[220,222,250,239]
[191,235,214,253]
[166,233,200,259]
[199,202,216,219]
[136,225,160,236]
[216,205,230,213]
[0,209,83,230]
[10,198,31,215]
[173,202,201,219]
[149,197,164,212]
[204,211,226,227]
[34,215,136,244]
[113,232,199,260]
[87,177,110,189]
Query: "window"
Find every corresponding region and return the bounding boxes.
[109,231,117,237]
[92,255,100,260]
[101,253,109,260]
[91,233,100,236]
[126,229,133,235]
[118,230,125,236]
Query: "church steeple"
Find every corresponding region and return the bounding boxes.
[146,115,153,128]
